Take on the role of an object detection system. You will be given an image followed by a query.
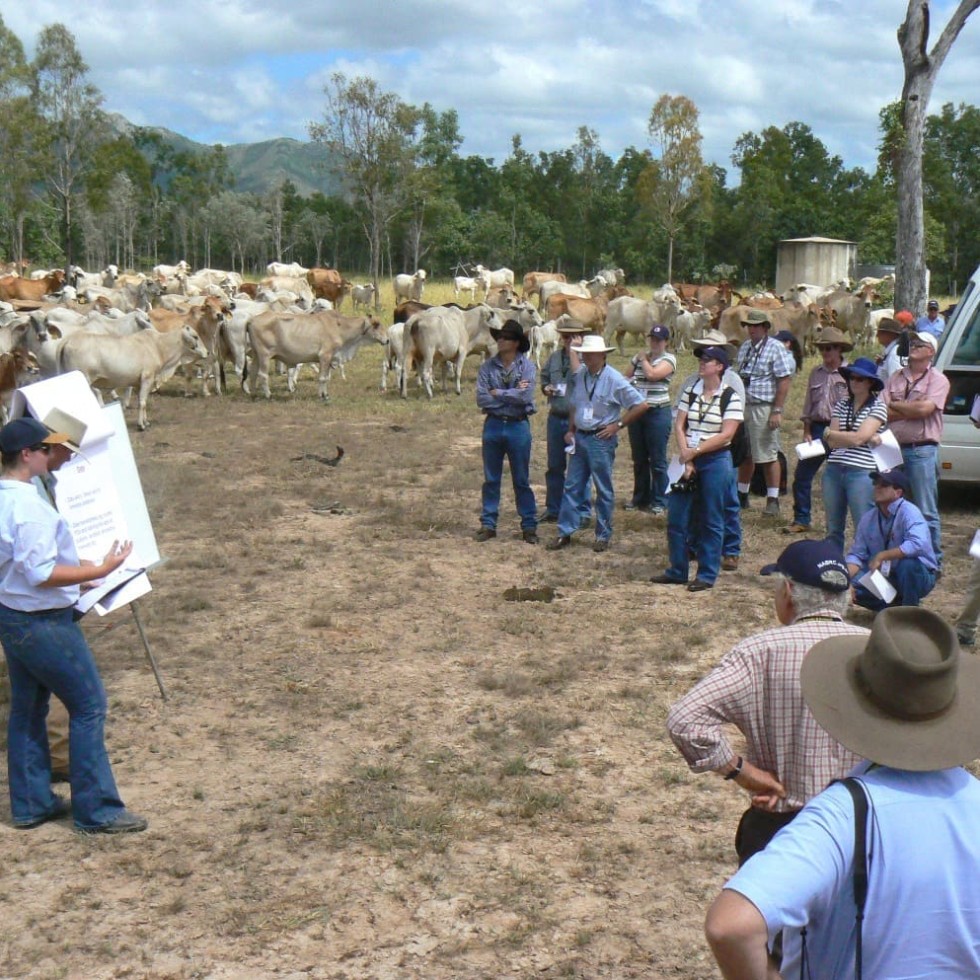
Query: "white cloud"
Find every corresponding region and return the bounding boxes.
[5,0,980,175]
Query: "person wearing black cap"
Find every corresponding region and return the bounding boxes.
[651,345,743,591]
[475,319,538,543]
[845,468,938,610]
[706,607,980,980]
[667,539,866,866]
[916,298,945,338]
[623,324,676,515]
[0,417,147,833]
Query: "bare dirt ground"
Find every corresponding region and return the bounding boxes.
[0,309,976,979]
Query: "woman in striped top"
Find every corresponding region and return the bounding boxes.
[821,356,889,551]
[623,324,676,514]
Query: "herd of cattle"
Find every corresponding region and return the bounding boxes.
[0,258,894,427]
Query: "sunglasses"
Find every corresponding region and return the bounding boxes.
[28,443,51,454]
[910,342,933,350]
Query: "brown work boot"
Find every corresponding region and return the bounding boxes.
[722,556,739,571]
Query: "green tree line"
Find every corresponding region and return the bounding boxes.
[2,16,979,292]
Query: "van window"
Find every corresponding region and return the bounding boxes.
[948,280,980,366]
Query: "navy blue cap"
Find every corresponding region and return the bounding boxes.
[760,539,850,592]
[774,330,795,344]
[648,324,670,340]
[871,468,911,492]
[0,417,66,454]
[697,345,730,368]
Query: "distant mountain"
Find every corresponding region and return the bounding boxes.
[107,113,342,198]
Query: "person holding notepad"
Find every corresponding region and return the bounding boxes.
[845,468,937,611]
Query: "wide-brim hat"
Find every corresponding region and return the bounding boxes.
[43,408,86,454]
[801,607,980,770]
[742,309,771,327]
[840,357,883,391]
[875,317,903,336]
[556,317,588,335]
[575,334,616,354]
[815,327,854,351]
[690,330,737,359]
[490,319,530,353]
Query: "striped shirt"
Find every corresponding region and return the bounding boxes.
[678,379,743,449]
[666,614,868,811]
[827,395,888,469]
[735,336,796,404]
[629,351,676,406]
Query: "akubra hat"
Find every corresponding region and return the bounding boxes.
[815,327,854,352]
[741,309,771,327]
[575,334,616,354]
[840,356,884,391]
[801,607,980,771]
[490,319,531,353]
[556,317,588,335]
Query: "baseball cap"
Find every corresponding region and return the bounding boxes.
[696,345,730,368]
[871,468,911,492]
[927,299,939,310]
[760,539,850,592]
[912,331,938,351]
[0,417,72,454]
[648,324,670,340]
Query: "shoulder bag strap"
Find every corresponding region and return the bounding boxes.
[841,777,870,980]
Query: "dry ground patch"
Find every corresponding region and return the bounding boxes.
[0,299,975,979]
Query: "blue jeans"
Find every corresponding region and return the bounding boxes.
[557,431,618,542]
[627,405,672,509]
[822,462,875,553]
[687,461,741,558]
[901,444,942,566]
[545,414,590,521]
[853,558,937,611]
[481,416,537,531]
[791,422,827,527]
[665,449,732,584]
[0,604,126,829]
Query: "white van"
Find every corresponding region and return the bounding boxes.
[935,266,980,484]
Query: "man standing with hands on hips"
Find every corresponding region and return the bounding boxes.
[734,309,795,516]
[546,335,647,553]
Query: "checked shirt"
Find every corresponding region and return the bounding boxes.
[666,613,867,812]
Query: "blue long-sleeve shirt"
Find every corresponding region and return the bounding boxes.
[476,353,537,418]
[847,497,938,572]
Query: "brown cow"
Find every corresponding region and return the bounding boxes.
[147,296,231,396]
[546,292,613,331]
[306,267,352,306]
[521,271,566,301]
[0,270,66,302]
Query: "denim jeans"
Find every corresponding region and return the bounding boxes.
[626,405,672,510]
[901,444,942,565]
[545,414,590,521]
[822,462,875,553]
[0,604,127,829]
[665,449,732,584]
[791,421,827,527]
[852,558,937,611]
[557,431,618,542]
[481,416,537,531]
[687,462,741,559]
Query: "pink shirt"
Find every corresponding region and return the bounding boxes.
[801,362,848,424]
[883,365,950,445]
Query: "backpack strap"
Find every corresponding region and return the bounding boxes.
[840,777,870,980]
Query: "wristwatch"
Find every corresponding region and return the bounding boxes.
[617,420,624,429]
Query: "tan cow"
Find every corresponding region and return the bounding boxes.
[307,268,353,307]
[522,271,566,302]
[0,270,66,302]
[246,309,386,400]
[57,325,209,430]
[148,296,232,395]
[545,289,627,332]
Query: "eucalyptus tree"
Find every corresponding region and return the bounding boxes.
[32,23,105,268]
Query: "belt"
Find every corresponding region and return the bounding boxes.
[902,440,938,448]
[577,428,601,436]
[486,414,528,423]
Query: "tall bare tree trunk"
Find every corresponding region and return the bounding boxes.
[895,0,979,312]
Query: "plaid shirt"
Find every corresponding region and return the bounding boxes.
[666,613,867,811]
[735,336,796,404]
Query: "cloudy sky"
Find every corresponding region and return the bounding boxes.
[6,0,980,179]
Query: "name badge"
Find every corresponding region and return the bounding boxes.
[582,405,594,423]
[688,432,702,449]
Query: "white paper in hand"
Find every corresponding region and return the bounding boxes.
[858,569,897,604]
[871,430,904,471]
[796,440,826,461]
[665,455,685,494]
[970,529,980,560]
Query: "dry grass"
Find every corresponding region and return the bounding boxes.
[0,289,975,978]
